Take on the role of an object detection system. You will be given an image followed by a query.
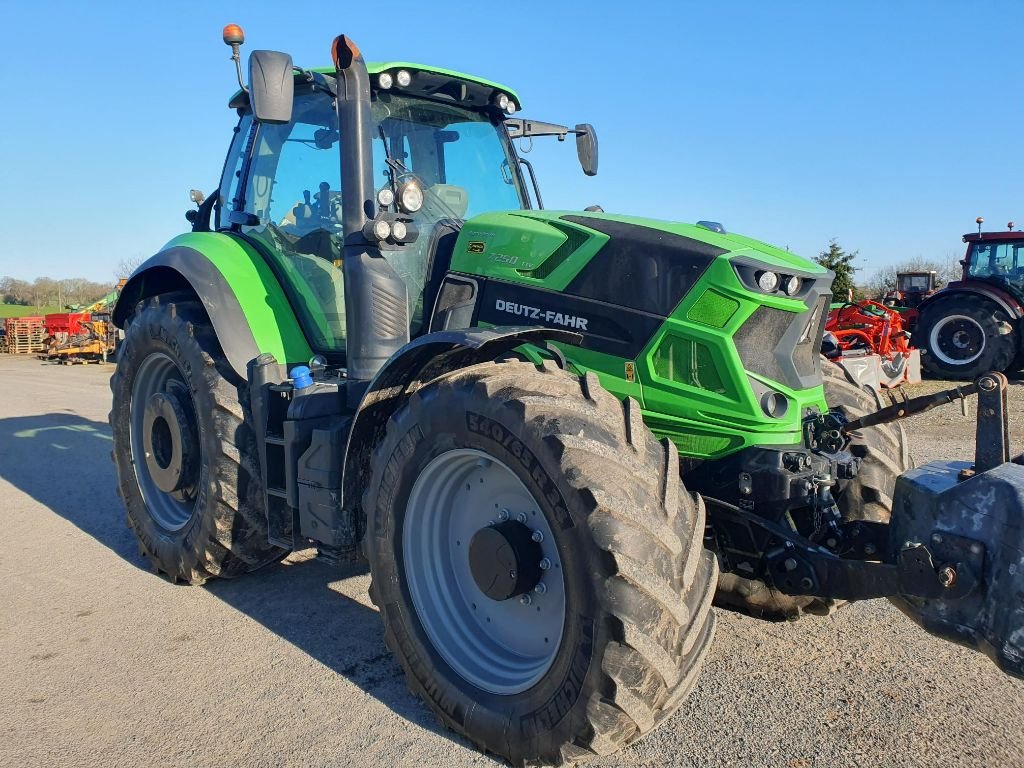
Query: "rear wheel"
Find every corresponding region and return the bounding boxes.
[714,359,912,620]
[364,361,717,766]
[110,295,283,584]
[917,294,1018,379]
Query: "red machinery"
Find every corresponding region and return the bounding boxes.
[45,312,91,336]
[825,300,922,387]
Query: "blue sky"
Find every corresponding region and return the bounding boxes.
[0,1,1020,283]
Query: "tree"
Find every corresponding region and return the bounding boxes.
[816,239,860,300]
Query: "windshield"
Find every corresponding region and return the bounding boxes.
[967,241,1024,289]
[371,93,526,219]
[898,273,932,291]
[370,93,526,333]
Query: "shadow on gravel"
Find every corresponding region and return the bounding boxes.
[0,412,140,564]
[0,412,475,755]
[204,557,470,750]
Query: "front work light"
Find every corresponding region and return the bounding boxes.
[398,180,424,213]
[396,69,412,87]
[756,270,780,293]
[783,275,801,296]
[378,72,394,90]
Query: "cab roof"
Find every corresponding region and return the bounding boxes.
[229,61,520,111]
[963,231,1024,243]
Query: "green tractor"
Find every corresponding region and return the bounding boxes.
[111,26,1024,765]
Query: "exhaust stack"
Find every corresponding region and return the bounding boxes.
[332,35,409,383]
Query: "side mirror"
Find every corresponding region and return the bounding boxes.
[574,123,598,177]
[248,50,294,124]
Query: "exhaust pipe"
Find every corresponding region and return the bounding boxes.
[332,35,409,384]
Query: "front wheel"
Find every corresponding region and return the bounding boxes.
[110,295,283,584]
[363,361,717,766]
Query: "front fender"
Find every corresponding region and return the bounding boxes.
[340,326,581,511]
[113,233,312,378]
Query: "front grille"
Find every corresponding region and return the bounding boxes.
[733,294,829,390]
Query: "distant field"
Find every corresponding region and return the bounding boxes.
[0,304,61,318]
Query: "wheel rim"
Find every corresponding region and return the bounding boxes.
[403,448,566,695]
[929,314,986,366]
[129,352,201,532]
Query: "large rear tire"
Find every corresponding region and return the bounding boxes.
[917,294,1018,379]
[110,296,283,584]
[714,359,912,620]
[363,360,717,766]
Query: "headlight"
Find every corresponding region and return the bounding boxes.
[760,391,789,418]
[398,180,424,213]
[377,188,395,207]
[494,93,509,110]
[391,220,408,241]
[505,100,517,115]
[396,69,412,87]
[756,270,780,292]
[783,275,801,296]
[372,219,391,241]
[377,72,393,90]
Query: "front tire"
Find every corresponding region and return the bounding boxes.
[917,294,1018,379]
[110,296,283,584]
[364,361,717,766]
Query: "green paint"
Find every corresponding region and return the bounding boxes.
[162,233,313,365]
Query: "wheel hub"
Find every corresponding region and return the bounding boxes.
[468,521,543,600]
[141,382,198,494]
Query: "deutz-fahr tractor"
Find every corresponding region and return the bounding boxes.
[111,27,1024,765]
[915,217,1024,378]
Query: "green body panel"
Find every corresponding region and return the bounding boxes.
[163,233,313,365]
[450,210,830,459]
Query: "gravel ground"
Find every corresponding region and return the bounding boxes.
[1,355,1022,768]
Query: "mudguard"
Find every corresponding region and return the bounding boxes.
[917,283,1024,321]
[340,326,582,511]
[113,233,312,378]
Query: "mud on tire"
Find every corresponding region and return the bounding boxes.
[110,296,283,584]
[714,358,912,621]
[363,360,717,766]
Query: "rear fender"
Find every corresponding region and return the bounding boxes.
[113,233,312,378]
[340,326,581,512]
[917,284,1024,321]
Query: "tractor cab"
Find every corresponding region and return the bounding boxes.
[895,270,936,308]
[961,230,1024,302]
[209,45,597,372]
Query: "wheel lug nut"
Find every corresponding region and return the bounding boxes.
[497,509,509,522]
[516,512,528,524]
[520,594,532,605]
[531,530,544,543]
[534,582,546,594]
[539,557,551,570]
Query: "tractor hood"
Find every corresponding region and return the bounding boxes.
[449,210,830,304]
[446,209,835,456]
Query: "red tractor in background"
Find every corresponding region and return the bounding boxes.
[885,271,937,321]
[913,218,1024,379]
